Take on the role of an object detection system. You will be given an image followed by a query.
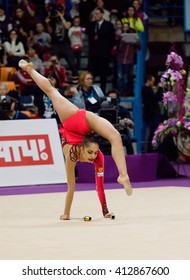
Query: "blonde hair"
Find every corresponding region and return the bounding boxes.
[78,71,93,87]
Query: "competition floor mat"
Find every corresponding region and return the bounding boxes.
[1,187,190,260]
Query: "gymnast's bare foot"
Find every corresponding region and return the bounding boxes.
[123,182,132,196]
[117,175,132,196]
[18,59,34,73]
[60,214,70,220]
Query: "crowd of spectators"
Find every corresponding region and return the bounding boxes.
[0,0,147,155]
[0,0,146,90]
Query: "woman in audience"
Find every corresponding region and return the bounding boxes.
[4,29,25,69]
[121,5,144,33]
[71,71,105,113]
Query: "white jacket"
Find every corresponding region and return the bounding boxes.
[4,40,25,56]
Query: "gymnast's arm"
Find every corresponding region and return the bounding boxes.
[93,150,109,216]
[61,147,77,220]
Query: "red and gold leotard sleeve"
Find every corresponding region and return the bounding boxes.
[93,149,109,216]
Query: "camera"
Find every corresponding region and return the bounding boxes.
[99,97,119,125]
[0,95,17,119]
[99,98,127,130]
[106,96,119,107]
[50,59,59,65]
[0,95,11,113]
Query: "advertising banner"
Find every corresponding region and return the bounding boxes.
[0,119,67,187]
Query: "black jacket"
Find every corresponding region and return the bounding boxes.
[142,85,163,123]
[86,20,115,58]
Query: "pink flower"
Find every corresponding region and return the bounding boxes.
[166,51,184,70]
[171,129,177,135]
[152,51,189,151]
[163,91,177,107]
[184,123,190,130]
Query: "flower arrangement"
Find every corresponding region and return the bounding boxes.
[152,51,190,159]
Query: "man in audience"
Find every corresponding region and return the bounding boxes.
[86,7,115,93]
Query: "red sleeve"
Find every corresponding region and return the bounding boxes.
[93,149,109,216]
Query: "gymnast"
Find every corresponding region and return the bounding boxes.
[18,60,132,220]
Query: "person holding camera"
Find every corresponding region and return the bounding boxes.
[71,71,105,113]
[106,89,134,154]
[45,3,78,84]
[0,94,29,120]
[44,55,68,90]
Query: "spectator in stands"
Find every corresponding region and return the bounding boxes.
[106,89,134,154]
[0,94,29,120]
[91,0,111,22]
[31,22,51,60]
[121,5,144,33]
[15,0,36,30]
[3,29,26,69]
[45,2,78,84]
[0,5,13,64]
[114,19,123,38]
[116,23,140,96]
[71,71,105,113]
[107,0,130,21]
[0,5,13,38]
[70,0,80,18]
[111,19,122,88]
[34,74,61,124]
[44,55,68,90]
[16,66,36,95]
[141,74,163,153]
[132,0,148,29]
[16,46,42,95]
[68,15,85,70]
[12,7,30,49]
[86,7,115,93]
[0,30,5,65]
[27,46,44,74]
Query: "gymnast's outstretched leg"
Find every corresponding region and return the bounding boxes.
[18,60,78,123]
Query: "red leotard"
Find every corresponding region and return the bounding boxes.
[59,109,109,216]
[59,109,90,144]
